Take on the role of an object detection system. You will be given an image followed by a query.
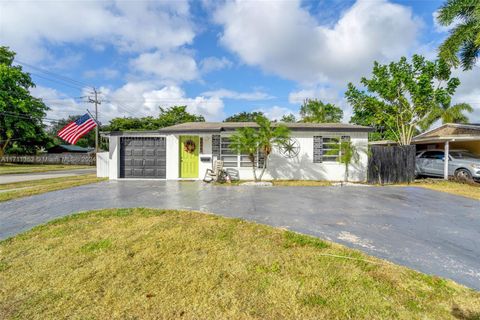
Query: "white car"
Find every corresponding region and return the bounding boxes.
[415,149,480,181]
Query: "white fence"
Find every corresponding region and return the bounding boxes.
[96,152,109,177]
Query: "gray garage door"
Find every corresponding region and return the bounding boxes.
[120,137,166,178]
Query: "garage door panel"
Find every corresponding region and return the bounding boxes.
[133,159,143,166]
[133,149,143,156]
[144,159,156,166]
[144,149,155,156]
[120,137,166,179]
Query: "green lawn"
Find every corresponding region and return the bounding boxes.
[0,163,93,175]
[1,209,478,319]
[0,174,107,202]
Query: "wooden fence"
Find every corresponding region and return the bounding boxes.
[367,145,416,184]
[1,153,96,166]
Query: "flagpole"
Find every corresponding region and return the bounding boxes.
[86,109,100,151]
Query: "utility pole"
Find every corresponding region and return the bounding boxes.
[88,88,101,153]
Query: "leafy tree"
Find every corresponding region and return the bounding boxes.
[156,106,205,128]
[48,115,96,148]
[230,115,290,181]
[229,127,260,181]
[346,55,460,145]
[105,106,204,131]
[224,111,264,122]
[0,46,49,156]
[280,113,297,123]
[299,99,343,123]
[327,140,359,182]
[420,102,473,130]
[437,0,480,70]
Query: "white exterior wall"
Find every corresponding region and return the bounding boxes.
[108,136,120,180]
[96,152,109,177]
[166,135,179,179]
[106,131,369,182]
[218,131,368,182]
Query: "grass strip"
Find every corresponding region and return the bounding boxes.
[0,174,106,202]
[0,164,92,175]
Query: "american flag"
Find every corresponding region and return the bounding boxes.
[57,113,97,145]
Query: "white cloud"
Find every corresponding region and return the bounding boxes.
[202,89,274,101]
[130,51,199,83]
[32,82,226,123]
[97,82,224,121]
[254,106,298,121]
[83,68,120,80]
[214,0,421,84]
[30,86,84,121]
[200,56,233,73]
[0,0,194,64]
[288,87,340,104]
[452,66,480,123]
[432,10,460,33]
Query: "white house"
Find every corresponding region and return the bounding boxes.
[99,122,373,181]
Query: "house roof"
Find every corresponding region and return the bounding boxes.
[413,123,480,143]
[47,144,93,153]
[158,122,373,133]
[103,122,372,136]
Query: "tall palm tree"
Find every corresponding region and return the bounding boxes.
[229,115,290,181]
[437,0,480,70]
[421,101,473,130]
[230,127,260,181]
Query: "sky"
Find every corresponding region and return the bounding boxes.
[0,0,479,125]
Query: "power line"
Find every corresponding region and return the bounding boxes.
[0,111,62,122]
[15,60,94,89]
[27,72,86,91]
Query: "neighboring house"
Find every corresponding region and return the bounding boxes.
[413,123,480,155]
[47,144,93,154]
[370,123,480,180]
[101,122,373,181]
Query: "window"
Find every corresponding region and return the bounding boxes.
[322,137,340,162]
[220,137,238,167]
[313,136,350,163]
[420,151,444,160]
[219,136,263,168]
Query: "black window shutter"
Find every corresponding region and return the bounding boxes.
[313,136,323,163]
[212,135,220,157]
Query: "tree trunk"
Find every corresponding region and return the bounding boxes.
[344,163,349,182]
[0,137,11,157]
[252,161,258,182]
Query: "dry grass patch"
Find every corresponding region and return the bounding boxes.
[0,163,92,175]
[405,179,480,200]
[0,174,107,202]
[1,209,479,319]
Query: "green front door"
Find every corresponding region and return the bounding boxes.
[179,136,199,178]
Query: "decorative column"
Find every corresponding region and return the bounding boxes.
[444,140,449,180]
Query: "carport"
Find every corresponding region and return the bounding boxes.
[413,123,480,179]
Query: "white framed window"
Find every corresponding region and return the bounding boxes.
[220,136,264,168]
[322,137,340,162]
[314,136,351,163]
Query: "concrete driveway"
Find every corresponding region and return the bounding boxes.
[0,168,96,184]
[0,180,478,290]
